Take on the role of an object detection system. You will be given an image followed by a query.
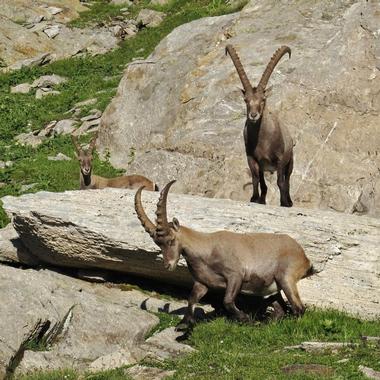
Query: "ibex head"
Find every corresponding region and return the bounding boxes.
[72,133,98,179]
[135,180,181,271]
[225,45,291,122]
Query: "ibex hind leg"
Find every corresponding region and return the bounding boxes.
[277,165,291,207]
[277,278,305,317]
[176,281,208,332]
[284,157,293,207]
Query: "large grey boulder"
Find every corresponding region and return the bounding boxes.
[0,265,159,378]
[2,188,379,319]
[0,260,205,377]
[98,0,380,217]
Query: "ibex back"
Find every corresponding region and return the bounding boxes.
[72,133,158,191]
[135,181,317,331]
[226,45,294,207]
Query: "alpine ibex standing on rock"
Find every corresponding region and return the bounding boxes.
[226,44,294,207]
[72,133,158,191]
[135,180,318,331]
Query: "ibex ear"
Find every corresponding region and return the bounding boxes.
[239,88,246,96]
[172,217,180,231]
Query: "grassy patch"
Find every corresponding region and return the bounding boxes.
[23,338,50,352]
[13,309,380,379]
[0,0,247,228]
[69,1,128,28]
[146,311,182,338]
[15,368,133,380]
[161,309,380,379]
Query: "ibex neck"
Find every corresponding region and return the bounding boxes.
[179,226,211,259]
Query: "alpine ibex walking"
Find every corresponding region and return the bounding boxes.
[135,181,318,330]
[72,133,158,191]
[226,45,294,207]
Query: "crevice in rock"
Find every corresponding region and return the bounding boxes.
[5,306,74,379]
[5,319,50,379]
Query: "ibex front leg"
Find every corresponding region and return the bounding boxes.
[223,275,249,322]
[176,281,208,331]
[247,156,260,203]
[259,170,267,204]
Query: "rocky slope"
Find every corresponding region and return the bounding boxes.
[0,263,199,378]
[98,0,380,216]
[0,0,118,71]
[2,188,379,319]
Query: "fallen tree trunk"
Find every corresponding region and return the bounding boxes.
[2,189,379,319]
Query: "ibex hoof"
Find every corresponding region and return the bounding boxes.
[236,312,250,324]
[175,322,192,332]
[250,197,260,203]
[175,317,195,332]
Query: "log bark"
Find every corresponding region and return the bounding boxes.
[2,188,379,319]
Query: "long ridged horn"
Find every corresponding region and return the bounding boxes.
[257,46,291,91]
[135,186,156,239]
[71,134,82,154]
[155,180,176,236]
[88,131,98,152]
[225,44,254,96]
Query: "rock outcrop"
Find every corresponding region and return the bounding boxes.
[0,265,156,378]
[2,188,379,319]
[98,0,380,217]
[0,263,201,378]
[0,0,119,71]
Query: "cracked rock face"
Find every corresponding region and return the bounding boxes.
[0,265,158,378]
[98,0,380,217]
[2,188,380,319]
[0,263,203,378]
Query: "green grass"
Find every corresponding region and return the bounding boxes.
[16,309,380,380]
[0,0,247,228]
[15,367,133,380]
[23,338,50,353]
[16,369,78,380]
[146,311,182,338]
[69,1,128,28]
[163,309,380,379]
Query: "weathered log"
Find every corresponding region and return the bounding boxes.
[1,188,379,319]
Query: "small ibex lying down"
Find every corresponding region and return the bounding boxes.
[135,180,318,330]
[226,44,294,207]
[72,133,158,191]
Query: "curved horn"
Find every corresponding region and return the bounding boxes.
[134,186,156,239]
[88,131,98,152]
[257,46,291,91]
[225,44,254,95]
[71,134,81,154]
[155,180,176,235]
